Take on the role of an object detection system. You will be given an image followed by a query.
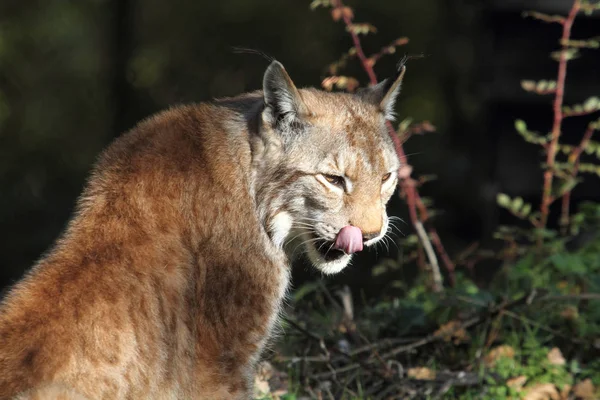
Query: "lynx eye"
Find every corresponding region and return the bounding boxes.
[382,172,392,183]
[323,174,345,189]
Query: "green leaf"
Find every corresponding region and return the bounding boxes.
[561,38,600,49]
[345,23,377,35]
[511,197,524,212]
[398,117,413,134]
[564,98,600,116]
[497,193,534,220]
[584,96,600,112]
[579,163,600,177]
[515,119,527,134]
[497,193,511,208]
[514,119,548,145]
[521,80,557,94]
[551,48,580,61]
[556,178,580,197]
[309,0,332,10]
[549,253,586,274]
[522,11,565,24]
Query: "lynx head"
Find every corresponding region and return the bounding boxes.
[256,60,405,274]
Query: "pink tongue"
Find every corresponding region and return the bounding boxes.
[333,226,363,254]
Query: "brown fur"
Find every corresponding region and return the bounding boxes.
[0,61,404,399]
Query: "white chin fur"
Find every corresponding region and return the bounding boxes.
[269,211,294,249]
[304,238,352,275]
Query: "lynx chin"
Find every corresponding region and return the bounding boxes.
[0,58,407,399]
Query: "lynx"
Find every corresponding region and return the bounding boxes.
[0,59,406,399]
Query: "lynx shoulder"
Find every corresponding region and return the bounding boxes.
[0,60,406,399]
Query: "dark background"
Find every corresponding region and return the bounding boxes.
[1,0,599,292]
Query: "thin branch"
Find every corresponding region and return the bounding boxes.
[413,190,456,284]
[415,220,443,292]
[349,337,417,356]
[563,108,600,118]
[561,123,598,231]
[367,37,410,68]
[331,0,377,85]
[539,0,581,232]
[523,11,566,24]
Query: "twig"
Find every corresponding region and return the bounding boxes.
[311,363,361,380]
[350,337,417,356]
[367,37,410,68]
[413,190,456,285]
[276,355,330,363]
[523,11,567,25]
[332,0,377,85]
[415,220,443,292]
[429,224,455,286]
[561,123,598,230]
[539,0,581,232]
[563,108,600,118]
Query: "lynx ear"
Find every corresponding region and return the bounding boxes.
[263,61,308,126]
[358,56,407,121]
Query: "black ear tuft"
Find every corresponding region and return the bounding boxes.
[357,55,409,120]
[262,61,308,126]
[231,47,275,63]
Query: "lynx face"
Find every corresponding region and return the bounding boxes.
[258,61,405,274]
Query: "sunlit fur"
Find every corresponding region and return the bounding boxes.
[257,86,400,274]
[0,61,403,399]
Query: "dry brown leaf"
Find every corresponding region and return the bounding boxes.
[433,320,470,344]
[523,383,560,400]
[484,345,515,367]
[506,375,528,391]
[397,164,413,179]
[320,76,359,93]
[407,367,436,380]
[547,347,566,366]
[331,8,342,21]
[573,379,596,400]
[331,6,353,21]
[394,37,410,46]
[560,384,571,400]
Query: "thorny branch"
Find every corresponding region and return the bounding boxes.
[330,0,455,290]
[539,0,581,232]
